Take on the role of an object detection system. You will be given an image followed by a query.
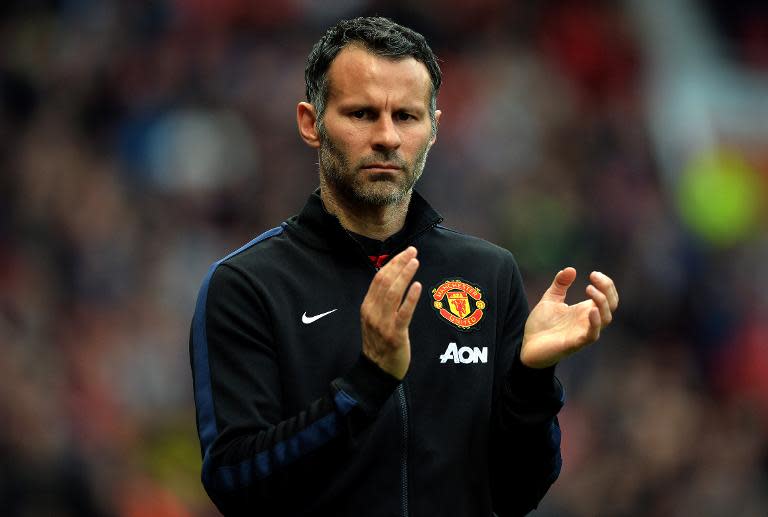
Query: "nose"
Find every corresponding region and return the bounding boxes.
[371,115,401,151]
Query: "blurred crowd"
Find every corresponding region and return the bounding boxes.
[1,0,766,515]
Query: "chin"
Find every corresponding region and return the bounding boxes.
[351,181,409,207]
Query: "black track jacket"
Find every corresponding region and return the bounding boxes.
[190,190,564,516]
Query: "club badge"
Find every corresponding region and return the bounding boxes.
[431,279,486,331]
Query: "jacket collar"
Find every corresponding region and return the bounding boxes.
[288,188,443,255]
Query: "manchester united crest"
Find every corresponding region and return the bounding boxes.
[431,279,486,331]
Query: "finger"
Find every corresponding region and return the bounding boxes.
[368,247,417,301]
[589,271,619,311]
[384,258,420,310]
[396,281,422,328]
[586,284,612,328]
[540,267,577,304]
[387,246,417,266]
[586,306,601,342]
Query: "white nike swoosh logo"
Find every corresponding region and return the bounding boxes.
[302,309,338,324]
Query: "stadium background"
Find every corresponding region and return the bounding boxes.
[1,0,767,515]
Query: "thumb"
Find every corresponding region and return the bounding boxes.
[540,267,576,304]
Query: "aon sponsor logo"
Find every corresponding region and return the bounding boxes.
[439,342,488,364]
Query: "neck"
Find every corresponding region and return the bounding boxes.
[319,183,411,241]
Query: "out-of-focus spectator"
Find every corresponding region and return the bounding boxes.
[1,1,766,515]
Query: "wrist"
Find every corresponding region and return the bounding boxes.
[520,336,562,369]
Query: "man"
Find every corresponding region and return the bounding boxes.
[190,17,618,517]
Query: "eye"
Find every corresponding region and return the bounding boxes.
[351,110,367,119]
[396,112,414,121]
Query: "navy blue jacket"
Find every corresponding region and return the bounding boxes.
[190,190,564,516]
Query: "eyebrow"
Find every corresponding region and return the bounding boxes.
[335,101,428,114]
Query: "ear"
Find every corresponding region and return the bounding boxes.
[297,102,321,149]
[429,109,442,146]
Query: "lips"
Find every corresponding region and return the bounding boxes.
[362,164,401,170]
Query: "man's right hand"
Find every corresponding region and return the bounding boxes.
[360,246,422,380]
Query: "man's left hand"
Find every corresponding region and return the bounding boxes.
[521,268,619,369]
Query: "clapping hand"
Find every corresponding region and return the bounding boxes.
[360,247,421,380]
[521,267,619,369]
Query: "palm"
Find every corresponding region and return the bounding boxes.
[522,299,596,368]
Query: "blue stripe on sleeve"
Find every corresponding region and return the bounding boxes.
[192,224,364,492]
[333,389,358,415]
[191,225,285,457]
[550,381,564,481]
[549,419,563,482]
[208,390,359,491]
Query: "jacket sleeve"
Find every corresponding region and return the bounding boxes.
[189,263,399,515]
[489,255,565,516]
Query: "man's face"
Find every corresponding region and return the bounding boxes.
[317,45,438,207]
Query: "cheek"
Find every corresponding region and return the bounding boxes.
[343,127,370,149]
[403,129,433,155]
[323,116,361,143]
[330,125,365,153]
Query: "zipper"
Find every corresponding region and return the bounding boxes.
[396,383,409,517]
[343,218,443,272]
[341,219,438,515]
[345,232,383,272]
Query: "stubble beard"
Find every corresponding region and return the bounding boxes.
[317,123,431,208]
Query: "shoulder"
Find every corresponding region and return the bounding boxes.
[215,224,289,272]
[199,224,290,297]
[431,224,519,266]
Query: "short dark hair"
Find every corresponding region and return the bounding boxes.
[305,17,441,129]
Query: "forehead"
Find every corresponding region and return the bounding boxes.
[325,45,432,108]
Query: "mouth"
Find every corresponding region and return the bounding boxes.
[361,164,402,172]
[363,163,401,171]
